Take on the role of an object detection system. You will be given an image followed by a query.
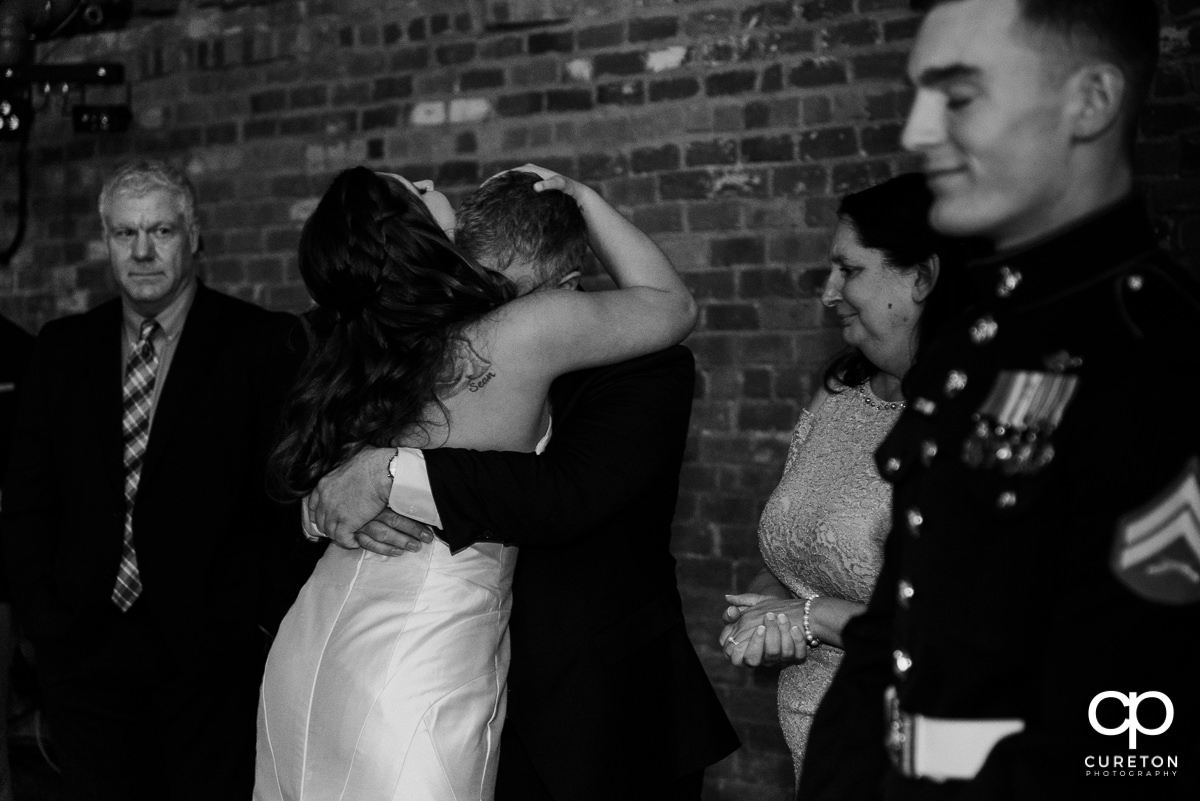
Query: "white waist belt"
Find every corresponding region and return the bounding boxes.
[885,686,1025,782]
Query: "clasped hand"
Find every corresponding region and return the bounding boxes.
[301,448,434,556]
[719,593,808,668]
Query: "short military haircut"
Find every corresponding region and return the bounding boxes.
[99,159,199,232]
[454,171,588,287]
[913,0,1160,133]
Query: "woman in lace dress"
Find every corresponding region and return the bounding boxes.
[718,174,956,786]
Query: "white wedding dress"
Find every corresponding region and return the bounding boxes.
[254,427,549,801]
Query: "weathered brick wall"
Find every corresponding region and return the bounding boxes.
[1,0,1197,797]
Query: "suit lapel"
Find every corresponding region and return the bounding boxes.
[139,284,225,481]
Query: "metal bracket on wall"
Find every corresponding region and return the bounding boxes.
[1,61,124,85]
[0,61,127,140]
[0,1,136,266]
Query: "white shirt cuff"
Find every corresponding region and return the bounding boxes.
[301,501,325,542]
[387,447,442,529]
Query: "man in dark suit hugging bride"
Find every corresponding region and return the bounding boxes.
[264,166,738,801]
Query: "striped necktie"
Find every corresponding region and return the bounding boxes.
[112,318,160,611]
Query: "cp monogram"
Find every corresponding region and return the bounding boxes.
[1088,691,1174,749]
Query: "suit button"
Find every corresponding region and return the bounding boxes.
[897,579,915,609]
[920,440,938,466]
[884,457,902,476]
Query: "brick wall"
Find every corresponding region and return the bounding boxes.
[1,0,1198,797]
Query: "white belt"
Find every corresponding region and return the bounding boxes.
[885,686,1025,782]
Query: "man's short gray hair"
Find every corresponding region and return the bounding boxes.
[98,159,199,232]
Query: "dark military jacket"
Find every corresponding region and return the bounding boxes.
[799,196,1200,800]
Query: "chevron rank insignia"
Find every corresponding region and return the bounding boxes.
[1111,458,1200,605]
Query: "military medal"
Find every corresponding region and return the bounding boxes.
[962,370,1078,475]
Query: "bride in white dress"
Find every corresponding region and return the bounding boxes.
[254,164,696,801]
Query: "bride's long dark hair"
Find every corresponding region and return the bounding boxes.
[269,167,517,498]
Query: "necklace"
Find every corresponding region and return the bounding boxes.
[856,380,906,412]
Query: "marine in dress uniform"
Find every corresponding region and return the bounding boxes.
[797,0,1200,796]
[797,198,1200,799]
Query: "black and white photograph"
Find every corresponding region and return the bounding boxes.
[0,1,1197,799]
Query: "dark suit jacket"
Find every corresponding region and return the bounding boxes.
[425,345,739,799]
[0,315,35,603]
[0,314,34,472]
[0,283,314,670]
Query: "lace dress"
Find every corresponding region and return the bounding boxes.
[757,383,900,785]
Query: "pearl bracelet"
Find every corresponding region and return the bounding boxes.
[802,595,821,648]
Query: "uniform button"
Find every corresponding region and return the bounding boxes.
[996,266,1022,298]
[897,579,915,609]
[906,507,923,537]
[944,370,968,397]
[920,440,938,465]
[1043,349,1083,372]
[1126,274,1144,291]
[914,397,937,416]
[997,492,1017,509]
[893,649,913,679]
[1036,444,1056,469]
[884,457,901,476]
[970,316,998,345]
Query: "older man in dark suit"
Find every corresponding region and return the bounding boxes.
[1,160,314,800]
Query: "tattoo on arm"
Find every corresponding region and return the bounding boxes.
[437,339,496,399]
